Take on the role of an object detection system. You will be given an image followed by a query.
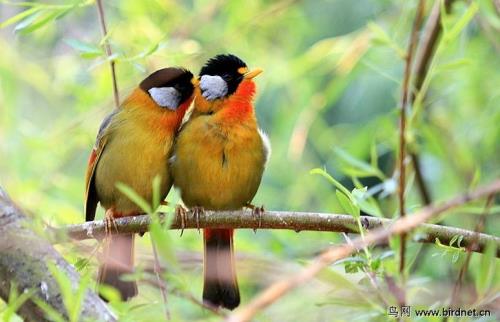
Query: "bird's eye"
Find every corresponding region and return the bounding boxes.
[199,75,228,101]
[148,87,181,110]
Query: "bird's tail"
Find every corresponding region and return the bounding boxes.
[98,233,138,301]
[203,228,240,310]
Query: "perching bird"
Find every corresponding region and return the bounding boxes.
[84,67,195,300]
[171,54,270,309]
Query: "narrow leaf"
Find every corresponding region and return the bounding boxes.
[115,182,152,213]
[0,7,40,28]
[310,168,351,197]
[64,38,103,57]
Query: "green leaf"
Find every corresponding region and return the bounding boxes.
[4,283,36,322]
[367,22,405,57]
[476,240,497,294]
[0,7,40,29]
[352,186,375,217]
[445,2,479,42]
[449,235,458,247]
[15,10,64,35]
[344,261,360,273]
[47,263,89,322]
[47,263,73,319]
[74,257,89,271]
[70,273,90,322]
[434,58,473,73]
[151,175,162,211]
[13,10,44,33]
[337,257,367,274]
[370,258,381,271]
[149,218,179,270]
[97,284,121,303]
[11,1,82,35]
[352,177,383,217]
[64,38,103,59]
[333,147,386,180]
[116,182,152,213]
[435,237,466,252]
[336,190,358,218]
[310,168,351,197]
[32,297,66,322]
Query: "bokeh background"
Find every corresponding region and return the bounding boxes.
[0,0,499,321]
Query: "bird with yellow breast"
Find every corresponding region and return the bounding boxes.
[85,67,196,300]
[171,54,270,309]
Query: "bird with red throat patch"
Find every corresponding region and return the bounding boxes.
[171,54,270,309]
[85,67,196,300]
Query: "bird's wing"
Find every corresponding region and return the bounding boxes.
[84,110,118,221]
[258,128,271,166]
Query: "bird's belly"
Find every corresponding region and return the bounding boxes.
[176,141,265,210]
[95,136,171,215]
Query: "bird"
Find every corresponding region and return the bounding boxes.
[84,67,196,300]
[170,54,270,309]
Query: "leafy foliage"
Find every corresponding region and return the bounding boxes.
[0,0,498,321]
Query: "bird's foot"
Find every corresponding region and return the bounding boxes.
[104,209,119,236]
[191,206,205,233]
[245,203,265,232]
[175,204,189,237]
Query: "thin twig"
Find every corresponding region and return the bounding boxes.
[397,0,426,277]
[51,210,500,257]
[226,180,500,322]
[96,0,119,108]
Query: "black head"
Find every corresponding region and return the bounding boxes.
[199,54,248,97]
[140,68,194,109]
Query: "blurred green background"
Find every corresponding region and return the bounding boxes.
[0,0,499,321]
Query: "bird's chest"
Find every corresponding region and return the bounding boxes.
[175,121,265,209]
[205,122,263,174]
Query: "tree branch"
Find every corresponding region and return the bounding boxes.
[226,179,500,322]
[0,187,116,322]
[52,209,499,258]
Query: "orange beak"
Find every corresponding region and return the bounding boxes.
[243,68,263,79]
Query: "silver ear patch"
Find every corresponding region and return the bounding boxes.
[149,87,181,110]
[200,75,228,101]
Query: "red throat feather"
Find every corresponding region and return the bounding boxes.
[223,80,257,121]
